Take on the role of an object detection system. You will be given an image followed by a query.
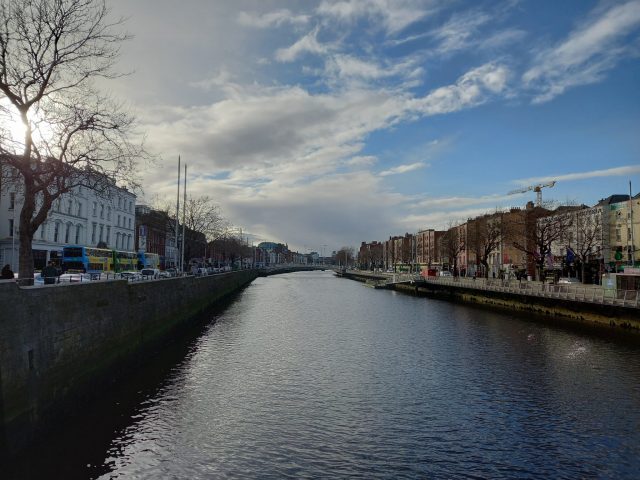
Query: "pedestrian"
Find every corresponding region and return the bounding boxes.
[1,264,14,280]
[41,261,59,285]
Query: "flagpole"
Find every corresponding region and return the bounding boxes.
[181,164,187,273]
[630,181,635,266]
[175,156,181,271]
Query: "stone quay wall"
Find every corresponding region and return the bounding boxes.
[0,270,257,456]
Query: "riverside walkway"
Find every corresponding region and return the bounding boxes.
[343,270,640,309]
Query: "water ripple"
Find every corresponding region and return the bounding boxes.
[96,272,640,479]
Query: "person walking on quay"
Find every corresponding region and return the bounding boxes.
[42,261,59,285]
[1,264,14,280]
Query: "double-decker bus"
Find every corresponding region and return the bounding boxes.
[62,246,138,273]
[137,251,160,269]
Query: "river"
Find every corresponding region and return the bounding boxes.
[9,270,640,478]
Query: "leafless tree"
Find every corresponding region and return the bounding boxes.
[508,206,574,280]
[335,246,355,267]
[180,195,229,242]
[467,213,502,278]
[0,0,144,279]
[572,208,602,282]
[439,222,464,274]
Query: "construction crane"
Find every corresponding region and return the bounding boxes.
[507,180,556,207]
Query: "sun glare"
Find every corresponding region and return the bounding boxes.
[1,100,56,150]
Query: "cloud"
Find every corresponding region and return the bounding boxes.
[415,193,518,209]
[379,162,426,176]
[514,165,640,186]
[316,0,437,35]
[183,170,412,250]
[323,54,425,89]
[430,10,492,55]
[404,207,501,231]
[237,10,310,28]
[346,155,378,167]
[523,0,640,103]
[410,62,510,115]
[275,27,330,62]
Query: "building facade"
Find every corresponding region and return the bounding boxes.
[0,179,136,271]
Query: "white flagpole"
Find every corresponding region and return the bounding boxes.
[175,156,181,271]
[181,164,187,272]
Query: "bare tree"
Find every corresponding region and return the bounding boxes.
[182,196,229,242]
[0,0,143,279]
[439,222,464,274]
[335,246,355,267]
[508,206,574,280]
[572,208,602,282]
[467,213,502,278]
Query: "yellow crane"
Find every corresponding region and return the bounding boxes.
[507,180,556,207]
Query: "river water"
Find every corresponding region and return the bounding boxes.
[10,271,640,478]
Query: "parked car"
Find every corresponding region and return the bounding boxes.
[158,270,172,278]
[120,270,142,281]
[58,273,92,283]
[140,268,160,279]
[165,268,178,277]
[557,277,581,285]
[439,270,453,277]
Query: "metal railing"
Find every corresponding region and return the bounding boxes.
[409,275,640,309]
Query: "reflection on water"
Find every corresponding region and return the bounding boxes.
[10,271,640,478]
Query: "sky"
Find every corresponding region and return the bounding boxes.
[105,0,640,254]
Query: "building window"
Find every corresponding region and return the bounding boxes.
[92,202,97,216]
[8,219,14,237]
[54,222,60,243]
[100,204,104,219]
[106,226,111,245]
[118,197,122,209]
[65,223,71,243]
[67,200,73,214]
[75,225,81,244]
[616,227,622,242]
[40,223,46,239]
[117,214,120,227]
[77,202,82,217]
[9,192,15,210]
[91,223,97,243]
[116,232,121,249]
[99,224,104,242]
[107,206,111,221]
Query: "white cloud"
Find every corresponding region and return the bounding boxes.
[275,27,329,62]
[514,165,640,186]
[430,10,492,55]
[415,193,517,209]
[346,155,378,167]
[410,63,510,115]
[316,0,437,35]
[237,10,310,28]
[523,0,640,103]
[379,162,426,176]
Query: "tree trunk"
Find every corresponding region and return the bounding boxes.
[18,181,37,282]
[481,260,489,278]
[18,225,35,284]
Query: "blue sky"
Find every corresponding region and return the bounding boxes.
[107,0,640,253]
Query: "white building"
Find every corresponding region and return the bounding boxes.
[0,179,136,271]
